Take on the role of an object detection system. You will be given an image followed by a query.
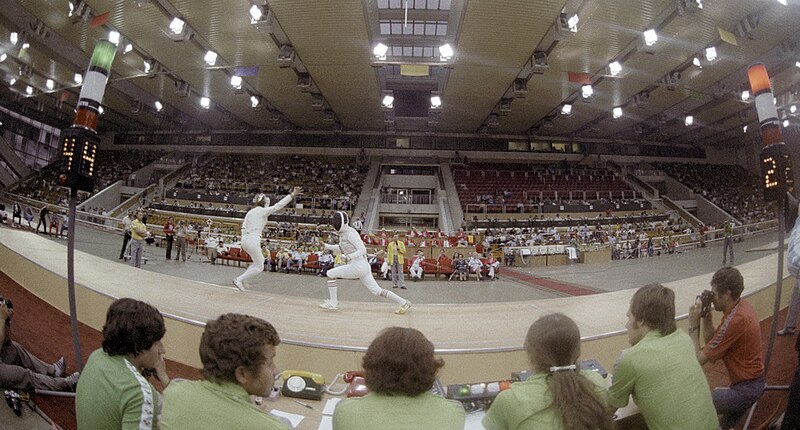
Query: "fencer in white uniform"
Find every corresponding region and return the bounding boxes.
[233,186,302,291]
[319,211,411,314]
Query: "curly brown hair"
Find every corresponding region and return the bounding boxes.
[712,266,744,299]
[362,327,443,396]
[102,298,165,357]
[199,313,280,383]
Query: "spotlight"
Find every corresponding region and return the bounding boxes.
[46,79,54,90]
[204,50,217,66]
[684,115,694,126]
[108,31,121,45]
[439,43,453,61]
[25,85,33,95]
[382,93,394,109]
[230,75,242,89]
[0,53,6,62]
[581,84,593,99]
[249,4,263,21]
[143,59,153,73]
[608,61,622,76]
[154,100,163,112]
[169,17,185,34]
[612,107,623,119]
[250,95,262,108]
[10,32,18,46]
[430,95,442,109]
[199,96,211,110]
[373,43,388,60]
[567,14,579,32]
[123,43,133,54]
[743,125,748,133]
[741,90,750,101]
[643,29,657,46]
[784,119,790,127]
[9,78,16,86]
[791,105,797,114]
[693,57,702,68]
[560,104,572,116]
[777,0,788,5]
[704,46,717,62]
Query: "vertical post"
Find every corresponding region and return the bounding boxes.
[66,187,84,370]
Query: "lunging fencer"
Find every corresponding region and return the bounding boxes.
[319,211,412,314]
[233,186,302,291]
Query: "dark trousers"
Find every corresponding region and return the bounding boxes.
[36,216,48,234]
[164,235,174,259]
[119,231,131,259]
[0,340,68,391]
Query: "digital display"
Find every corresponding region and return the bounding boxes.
[760,144,793,202]
[58,128,99,192]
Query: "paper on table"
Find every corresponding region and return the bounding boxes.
[317,415,333,430]
[322,398,342,415]
[269,409,305,428]
[464,411,486,430]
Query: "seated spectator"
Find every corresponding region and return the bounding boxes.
[483,313,613,430]
[609,284,718,429]
[215,239,227,259]
[449,253,468,281]
[284,249,304,273]
[409,250,424,281]
[318,249,334,277]
[274,249,290,271]
[467,253,484,281]
[485,254,500,280]
[368,250,385,274]
[0,299,79,392]
[333,327,464,430]
[161,314,289,430]
[503,245,515,266]
[76,298,172,430]
[204,236,219,264]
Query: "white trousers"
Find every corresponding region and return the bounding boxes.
[236,234,265,284]
[409,266,423,278]
[327,258,382,296]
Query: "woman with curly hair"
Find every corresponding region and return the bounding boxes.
[483,313,614,430]
[333,327,465,429]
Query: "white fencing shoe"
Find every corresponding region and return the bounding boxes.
[319,300,339,311]
[233,279,245,291]
[395,301,412,315]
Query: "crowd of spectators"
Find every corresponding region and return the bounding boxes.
[654,162,775,225]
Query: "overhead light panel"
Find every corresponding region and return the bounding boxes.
[124,43,133,54]
[204,50,217,66]
[373,42,388,60]
[439,43,453,61]
[382,92,394,109]
[784,119,790,127]
[230,75,242,89]
[741,90,750,101]
[612,106,623,119]
[108,31,120,45]
[791,104,797,114]
[46,79,54,90]
[10,32,18,45]
[581,84,593,99]
[693,57,702,68]
[154,101,163,112]
[796,61,800,68]
[684,115,694,126]
[25,85,33,95]
[643,29,658,46]
[9,78,15,86]
[143,59,153,73]
[777,0,788,5]
[199,96,211,110]
[169,17,185,34]
[743,125,748,133]
[567,14,579,32]
[430,95,442,109]
[0,53,6,62]
[560,104,572,116]
[704,46,717,62]
[250,95,262,108]
[608,61,622,76]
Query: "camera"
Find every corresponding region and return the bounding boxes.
[0,295,12,327]
[4,390,22,416]
[698,290,715,318]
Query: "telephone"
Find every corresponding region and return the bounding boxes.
[344,371,368,398]
[279,370,325,400]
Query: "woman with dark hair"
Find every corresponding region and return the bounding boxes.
[483,313,614,430]
[333,327,464,429]
[76,298,171,430]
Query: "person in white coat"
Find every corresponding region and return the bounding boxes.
[319,211,411,314]
[409,250,425,281]
[233,187,302,291]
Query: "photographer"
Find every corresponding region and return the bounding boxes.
[688,267,764,429]
[0,298,80,392]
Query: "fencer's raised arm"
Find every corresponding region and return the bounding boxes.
[265,186,304,216]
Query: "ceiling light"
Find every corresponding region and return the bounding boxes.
[561,104,572,115]
[684,115,694,126]
[438,43,454,61]
[612,106,623,119]
[784,119,790,127]
[199,96,211,109]
[743,125,748,133]
[46,79,54,90]
[108,31,120,45]
[169,17,185,34]
[704,46,717,62]
[10,32,18,45]
[373,43,388,60]
[791,104,797,114]
[154,100,163,112]
[693,57,702,68]
[741,90,750,101]
[608,61,622,76]
[774,97,778,105]
[777,0,788,5]
[9,78,16,86]
[643,29,658,46]
[695,0,703,8]
[123,43,133,54]
[21,43,29,50]
[25,85,33,95]
[430,95,442,109]
[98,106,104,115]
[796,61,800,68]
[143,59,154,73]
[250,95,261,108]
[249,4,263,21]
[230,75,242,89]
[68,1,75,16]
[204,50,217,66]
[567,14,579,32]
[382,94,394,108]
[0,53,6,62]
[581,84,593,98]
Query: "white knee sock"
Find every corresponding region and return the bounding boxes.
[328,280,338,305]
[383,290,405,305]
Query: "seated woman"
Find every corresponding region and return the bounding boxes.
[455,253,469,281]
[483,313,614,430]
[333,327,465,430]
[467,252,484,281]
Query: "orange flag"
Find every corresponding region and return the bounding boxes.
[89,11,110,29]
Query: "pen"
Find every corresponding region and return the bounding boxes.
[293,399,314,410]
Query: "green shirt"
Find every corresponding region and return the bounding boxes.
[76,349,159,430]
[333,392,465,430]
[608,330,718,430]
[161,380,289,430]
[482,370,607,430]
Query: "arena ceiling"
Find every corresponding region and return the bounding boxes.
[0,0,799,150]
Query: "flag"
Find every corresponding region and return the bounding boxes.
[567,72,592,85]
[235,66,260,76]
[400,64,429,77]
[89,11,110,29]
[718,27,738,46]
